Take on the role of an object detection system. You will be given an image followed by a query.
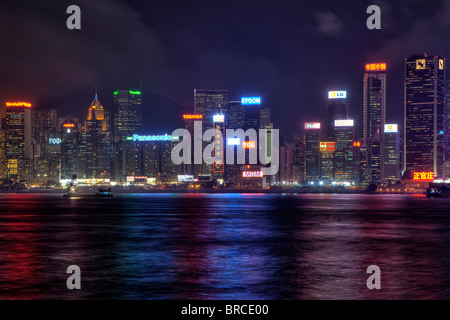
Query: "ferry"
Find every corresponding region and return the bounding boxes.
[96,187,113,198]
[426,181,450,198]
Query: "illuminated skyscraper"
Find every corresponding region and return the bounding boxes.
[292,134,305,184]
[320,142,335,182]
[363,63,387,183]
[304,122,321,181]
[444,81,450,177]
[32,109,59,184]
[327,91,348,140]
[194,89,228,130]
[404,54,445,177]
[334,120,354,181]
[4,102,32,179]
[194,89,228,177]
[0,128,6,179]
[60,119,80,180]
[383,124,400,182]
[84,94,113,179]
[113,90,143,183]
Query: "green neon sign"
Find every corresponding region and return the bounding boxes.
[113,91,118,95]
[126,137,133,141]
[129,90,141,95]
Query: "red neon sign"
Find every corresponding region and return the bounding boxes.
[63,123,75,128]
[353,141,361,147]
[365,63,386,71]
[413,172,434,180]
[183,114,203,119]
[243,141,256,149]
[6,102,31,108]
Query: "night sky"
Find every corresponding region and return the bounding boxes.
[0,0,448,138]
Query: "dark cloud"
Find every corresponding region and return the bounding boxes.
[313,11,343,35]
[0,0,449,137]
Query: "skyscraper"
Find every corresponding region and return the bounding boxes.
[84,94,113,179]
[304,122,321,182]
[363,63,387,183]
[383,124,400,182]
[320,141,335,182]
[194,89,228,130]
[444,81,450,177]
[334,119,354,182]
[194,89,228,177]
[327,91,348,140]
[60,119,80,181]
[113,89,143,183]
[404,54,445,177]
[4,102,32,179]
[292,134,305,184]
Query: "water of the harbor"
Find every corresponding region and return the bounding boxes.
[1,192,450,300]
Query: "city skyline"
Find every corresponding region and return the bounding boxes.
[1,0,450,137]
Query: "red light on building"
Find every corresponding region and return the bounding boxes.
[183,114,203,119]
[6,102,32,108]
[353,141,361,147]
[413,172,434,180]
[365,63,387,71]
[243,141,256,149]
[63,123,75,128]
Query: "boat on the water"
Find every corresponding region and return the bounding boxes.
[426,182,450,198]
[96,187,113,198]
[63,186,113,198]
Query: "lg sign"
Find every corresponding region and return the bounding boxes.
[241,97,261,105]
[328,91,347,99]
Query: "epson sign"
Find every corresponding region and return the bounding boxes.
[241,97,261,105]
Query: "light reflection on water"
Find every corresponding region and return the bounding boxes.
[0,193,450,299]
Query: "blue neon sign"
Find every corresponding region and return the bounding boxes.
[241,97,261,105]
[132,134,172,141]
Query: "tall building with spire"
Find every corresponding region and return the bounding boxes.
[84,93,113,179]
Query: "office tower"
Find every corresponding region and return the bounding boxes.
[334,120,354,181]
[370,131,381,183]
[327,91,348,140]
[278,144,293,184]
[363,62,387,183]
[194,89,228,129]
[212,113,225,182]
[130,134,177,184]
[320,142,335,182]
[444,81,450,177]
[60,119,80,181]
[304,122,321,182]
[383,124,400,182]
[4,102,32,179]
[32,109,59,184]
[260,106,271,128]
[405,54,445,177]
[113,90,143,183]
[194,89,228,177]
[292,134,305,184]
[352,141,362,183]
[0,128,6,179]
[225,102,245,184]
[227,101,245,130]
[85,94,113,179]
